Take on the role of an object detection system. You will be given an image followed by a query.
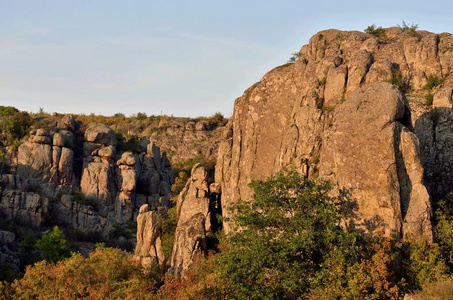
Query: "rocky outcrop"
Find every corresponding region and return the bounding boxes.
[169,213,207,276]
[170,164,211,275]
[0,174,49,227]
[80,124,118,217]
[133,204,165,267]
[1,116,175,239]
[319,82,432,240]
[17,128,75,186]
[176,164,211,232]
[215,27,453,239]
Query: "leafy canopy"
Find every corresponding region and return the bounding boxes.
[215,169,402,299]
[36,226,71,264]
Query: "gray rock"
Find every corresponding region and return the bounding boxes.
[84,123,117,146]
[170,213,207,276]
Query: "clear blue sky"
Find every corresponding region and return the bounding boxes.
[1,1,452,117]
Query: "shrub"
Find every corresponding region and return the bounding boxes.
[1,111,32,139]
[424,75,444,91]
[365,24,386,38]
[425,91,434,105]
[398,20,419,32]
[116,133,141,154]
[287,52,300,63]
[398,21,421,39]
[403,239,449,290]
[206,112,228,127]
[136,112,147,120]
[171,171,189,194]
[113,112,125,118]
[389,69,410,93]
[36,226,71,264]
[215,169,402,299]
[11,246,163,299]
[158,252,229,300]
[0,106,19,117]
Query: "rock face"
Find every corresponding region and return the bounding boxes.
[134,204,165,267]
[2,116,175,239]
[17,128,75,186]
[319,82,432,239]
[215,27,453,239]
[169,213,207,276]
[170,164,211,275]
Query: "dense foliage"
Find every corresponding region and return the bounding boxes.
[1,246,163,300]
[214,169,402,299]
[35,226,71,264]
[4,170,453,299]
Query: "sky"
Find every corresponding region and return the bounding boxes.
[1,1,452,118]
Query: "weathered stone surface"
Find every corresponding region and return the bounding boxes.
[345,49,373,94]
[58,115,76,132]
[133,204,165,265]
[195,121,207,131]
[98,145,115,158]
[17,142,53,183]
[168,164,211,275]
[319,82,431,239]
[55,194,113,237]
[60,147,72,181]
[170,213,207,276]
[80,159,116,216]
[176,164,211,232]
[84,123,117,146]
[215,28,453,239]
[117,151,136,166]
[0,190,49,227]
[324,64,347,107]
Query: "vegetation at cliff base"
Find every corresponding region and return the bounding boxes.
[3,171,453,299]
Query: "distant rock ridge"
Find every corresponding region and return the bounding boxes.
[1,117,175,238]
[215,27,453,240]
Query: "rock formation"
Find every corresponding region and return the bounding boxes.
[1,116,175,239]
[133,204,165,267]
[319,82,432,239]
[215,27,453,240]
[169,163,211,275]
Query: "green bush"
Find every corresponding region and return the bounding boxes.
[424,75,444,91]
[206,112,228,127]
[9,246,163,299]
[0,106,19,117]
[425,91,434,105]
[398,21,421,39]
[398,20,419,32]
[136,112,147,120]
[365,24,386,38]
[215,169,402,299]
[389,69,411,93]
[36,226,71,264]
[171,171,189,194]
[1,111,32,140]
[287,52,300,63]
[116,133,141,154]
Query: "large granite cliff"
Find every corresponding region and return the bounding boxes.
[214,27,453,240]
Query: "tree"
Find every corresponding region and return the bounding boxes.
[36,226,71,264]
[215,169,401,299]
